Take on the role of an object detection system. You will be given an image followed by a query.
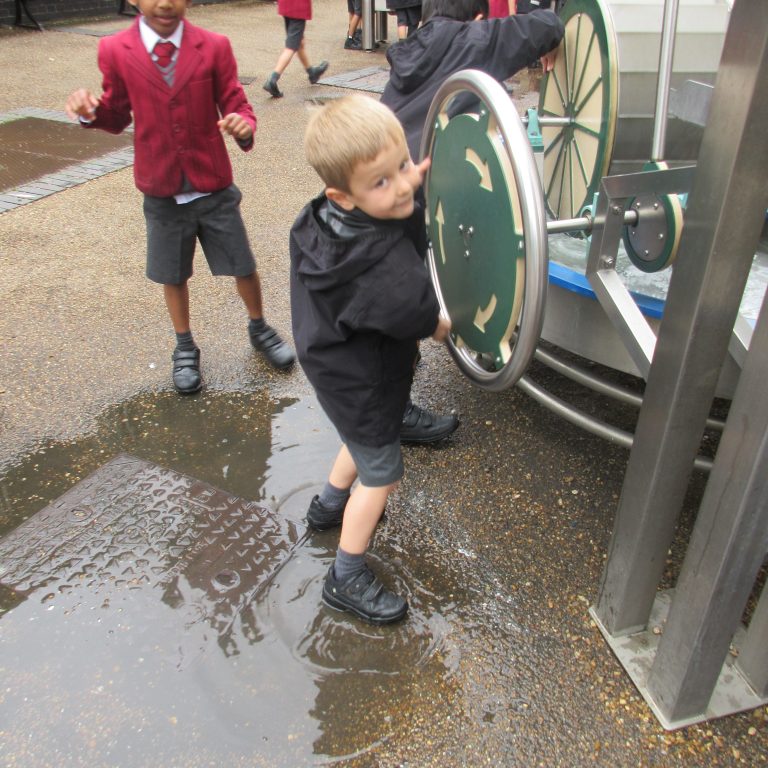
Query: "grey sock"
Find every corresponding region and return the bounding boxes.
[333,547,366,582]
[319,481,350,510]
[175,331,196,351]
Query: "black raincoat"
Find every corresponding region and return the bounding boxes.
[381,10,565,159]
[289,196,441,447]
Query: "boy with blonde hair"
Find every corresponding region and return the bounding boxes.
[290,95,450,624]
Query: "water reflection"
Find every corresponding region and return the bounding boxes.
[0,390,472,764]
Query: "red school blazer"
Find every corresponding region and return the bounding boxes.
[85,18,257,198]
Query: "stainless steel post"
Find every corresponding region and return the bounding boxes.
[645,288,768,722]
[593,0,768,637]
[362,0,374,51]
[651,0,680,161]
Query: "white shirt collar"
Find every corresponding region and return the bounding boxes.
[138,16,184,53]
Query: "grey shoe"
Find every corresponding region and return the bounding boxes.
[307,60,329,85]
[262,75,283,98]
[322,564,408,625]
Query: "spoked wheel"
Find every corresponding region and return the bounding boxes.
[421,69,548,392]
[539,0,618,221]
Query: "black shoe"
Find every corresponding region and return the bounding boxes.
[262,76,283,98]
[322,564,408,625]
[353,28,362,41]
[306,494,345,530]
[249,323,296,370]
[344,36,362,50]
[172,347,202,394]
[307,60,329,85]
[400,401,459,443]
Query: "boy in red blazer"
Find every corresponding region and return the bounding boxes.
[65,0,295,394]
[263,0,329,98]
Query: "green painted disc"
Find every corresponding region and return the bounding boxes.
[538,0,618,221]
[427,109,525,367]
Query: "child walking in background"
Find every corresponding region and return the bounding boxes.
[290,95,450,624]
[264,0,329,98]
[65,0,295,395]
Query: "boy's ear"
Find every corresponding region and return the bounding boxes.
[326,187,356,211]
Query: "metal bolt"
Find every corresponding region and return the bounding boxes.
[658,233,664,240]
[611,205,622,215]
[464,250,471,259]
[653,202,660,210]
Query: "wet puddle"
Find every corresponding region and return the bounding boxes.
[0,390,493,764]
[0,117,133,193]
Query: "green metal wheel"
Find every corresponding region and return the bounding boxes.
[622,161,684,272]
[421,70,548,392]
[539,0,618,221]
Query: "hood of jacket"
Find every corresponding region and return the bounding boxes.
[291,195,411,292]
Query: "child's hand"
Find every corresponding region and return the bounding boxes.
[65,89,99,121]
[431,315,451,343]
[218,113,253,141]
[540,42,562,73]
[414,157,431,187]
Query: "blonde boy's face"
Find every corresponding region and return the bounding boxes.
[130,0,192,37]
[329,140,419,221]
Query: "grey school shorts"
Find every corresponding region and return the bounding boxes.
[284,17,306,51]
[143,184,256,285]
[347,0,362,16]
[344,437,404,488]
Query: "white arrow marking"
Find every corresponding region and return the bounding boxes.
[465,148,493,192]
[435,200,446,264]
[474,294,497,332]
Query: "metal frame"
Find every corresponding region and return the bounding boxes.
[591,0,768,728]
[585,165,695,379]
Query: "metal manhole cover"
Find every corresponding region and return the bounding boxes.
[319,66,390,94]
[0,454,307,663]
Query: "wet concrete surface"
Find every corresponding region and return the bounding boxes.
[0,2,767,766]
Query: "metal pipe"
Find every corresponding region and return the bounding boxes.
[521,115,573,128]
[533,346,726,431]
[516,374,714,472]
[362,0,374,51]
[546,209,638,235]
[651,0,681,161]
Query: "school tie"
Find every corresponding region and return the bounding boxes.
[153,41,176,69]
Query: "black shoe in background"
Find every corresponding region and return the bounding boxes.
[400,401,459,444]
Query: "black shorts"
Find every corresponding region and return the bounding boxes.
[283,17,306,51]
[143,184,256,285]
[343,437,404,487]
[347,0,362,15]
[396,6,421,31]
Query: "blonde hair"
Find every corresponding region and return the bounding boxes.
[304,94,407,191]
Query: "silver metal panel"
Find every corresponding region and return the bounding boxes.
[593,0,768,638]
[737,584,768,697]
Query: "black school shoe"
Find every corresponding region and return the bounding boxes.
[172,348,202,394]
[307,61,329,85]
[249,323,296,370]
[400,401,459,443]
[306,495,345,530]
[322,564,408,625]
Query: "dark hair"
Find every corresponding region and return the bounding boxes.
[422,0,489,23]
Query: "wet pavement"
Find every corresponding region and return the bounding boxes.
[0,2,767,766]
